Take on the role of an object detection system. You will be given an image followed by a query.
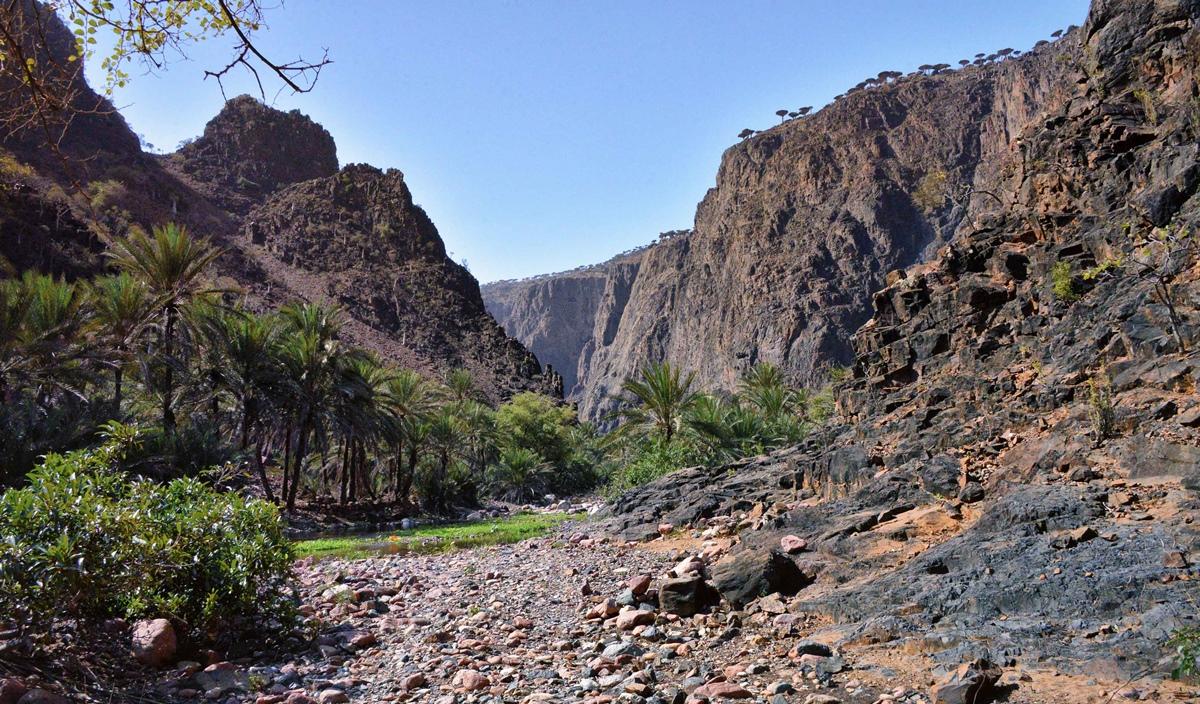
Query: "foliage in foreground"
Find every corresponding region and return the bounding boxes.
[0,222,598,512]
[0,430,293,631]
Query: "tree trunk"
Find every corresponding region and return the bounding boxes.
[402,445,419,504]
[161,305,177,435]
[339,440,350,504]
[392,441,403,500]
[287,420,308,511]
[253,437,276,504]
[113,365,123,418]
[281,424,292,503]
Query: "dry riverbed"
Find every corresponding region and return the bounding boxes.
[121,518,1199,704]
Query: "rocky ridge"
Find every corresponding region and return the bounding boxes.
[603,0,1200,684]
[485,24,1082,420]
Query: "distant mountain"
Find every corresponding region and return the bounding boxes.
[0,8,560,402]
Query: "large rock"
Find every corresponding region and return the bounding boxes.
[483,25,1082,421]
[658,574,721,616]
[131,618,177,668]
[15,691,68,704]
[242,164,562,403]
[929,659,1003,704]
[712,550,811,608]
[0,679,27,704]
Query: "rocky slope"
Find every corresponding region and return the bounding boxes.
[486,28,1084,420]
[0,5,558,401]
[240,164,559,402]
[604,0,1200,684]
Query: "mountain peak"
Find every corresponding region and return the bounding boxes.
[167,95,338,213]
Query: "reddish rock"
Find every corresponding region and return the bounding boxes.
[780,535,808,554]
[401,673,427,690]
[586,598,619,620]
[452,669,490,692]
[0,679,27,704]
[131,618,177,668]
[627,574,652,595]
[1164,551,1190,569]
[615,608,655,630]
[692,681,753,699]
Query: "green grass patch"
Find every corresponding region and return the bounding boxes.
[293,512,573,560]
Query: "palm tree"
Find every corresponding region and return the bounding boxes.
[425,408,463,512]
[107,223,222,435]
[275,301,349,511]
[617,361,697,444]
[332,354,393,504]
[458,399,496,477]
[7,273,90,401]
[207,308,282,502]
[488,446,551,503]
[89,273,152,416]
[384,368,436,502]
[445,368,477,406]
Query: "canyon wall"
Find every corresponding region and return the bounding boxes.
[486,32,1080,419]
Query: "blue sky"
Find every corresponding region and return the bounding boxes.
[90,0,1090,283]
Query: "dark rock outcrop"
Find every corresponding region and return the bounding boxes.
[165,95,339,215]
[604,0,1200,679]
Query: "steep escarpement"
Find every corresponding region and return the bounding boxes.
[483,245,652,397]
[0,3,558,401]
[605,0,1200,683]
[488,29,1083,421]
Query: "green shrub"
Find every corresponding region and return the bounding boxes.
[604,437,697,497]
[494,392,576,468]
[913,169,949,212]
[1051,261,1078,301]
[1170,626,1200,680]
[0,433,293,632]
[1086,371,1115,444]
[1082,256,1124,281]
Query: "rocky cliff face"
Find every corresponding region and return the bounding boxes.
[606,0,1200,680]
[241,164,558,402]
[165,95,339,215]
[483,247,648,397]
[487,33,1083,420]
[0,8,558,401]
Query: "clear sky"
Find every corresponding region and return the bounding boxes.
[89,0,1090,283]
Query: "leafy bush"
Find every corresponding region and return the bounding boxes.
[604,437,698,497]
[494,393,576,467]
[913,169,949,211]
[1170,626,1200,680]
[1051,261,1078,301]
[1086,371,1115,444]
[0,432,293,632]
